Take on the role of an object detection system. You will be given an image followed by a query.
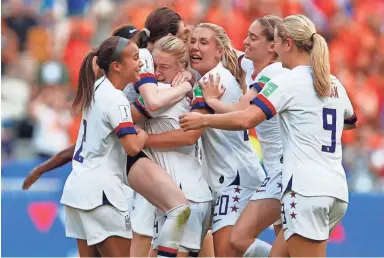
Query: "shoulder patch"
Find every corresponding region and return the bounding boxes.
[259,75,270,85]
[261,82,278,97]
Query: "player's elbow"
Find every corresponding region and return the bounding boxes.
[124,144,142,157]
[185,129,203,145]
[344,123,357,130]
[237,114,254,130]
[146,103,160,112]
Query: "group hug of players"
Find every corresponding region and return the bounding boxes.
[23,6,357,258]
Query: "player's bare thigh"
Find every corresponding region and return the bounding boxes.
[130,232,152,257]
[213,226,241,257]
[230,199,280,253]
[76,239,100,257]
[127,158,187,211]
[95,236,131,257]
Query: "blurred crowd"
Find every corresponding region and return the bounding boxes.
[1,0,384,192]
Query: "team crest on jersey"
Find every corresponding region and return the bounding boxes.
[193,84,203,98]
[261,82,278,97]
[119,105,131,121]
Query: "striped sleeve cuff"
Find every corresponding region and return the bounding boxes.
[114,122,137,138]
[191,97,215,114]
[238,54,244,67]
[133,99,152,119]
[134,73,157,93]
[250,95,277,120]
[344,113,357,124]
[250,82,263,93]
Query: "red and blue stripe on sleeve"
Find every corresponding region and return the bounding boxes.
[344,113,357,124]
[250,94,276,120]
[250,82,264,93]
[114,122,137,138]
[191,97,215,114]
[133,99,152,119]
[133,73,157,93]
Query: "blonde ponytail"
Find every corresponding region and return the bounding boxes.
[277,14,331,97]
[310,33,331,97]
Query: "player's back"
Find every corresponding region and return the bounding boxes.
[193,63,265,192]
[135,83,212,203]
[61,77,133,211]
[268,66,353,202]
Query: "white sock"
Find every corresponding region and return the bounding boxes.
[243,239,272,257]
[157,204,191,257]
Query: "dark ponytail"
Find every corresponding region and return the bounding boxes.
[73,51,97,114]
[136,7,182,48]
[73,36,122,114]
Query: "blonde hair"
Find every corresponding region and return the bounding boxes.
[153,35,190,69]
[276,14,331,97]
[196,23,246,94]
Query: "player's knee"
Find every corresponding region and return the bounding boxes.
[229,226,245,250]
[166,203,191,227]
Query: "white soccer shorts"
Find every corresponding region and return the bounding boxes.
[281,190,348,241]
[64,204,133,245]
[131,192,155,237]
[211,185,254,233]
[251,170,283,225]
[152,201,212,252]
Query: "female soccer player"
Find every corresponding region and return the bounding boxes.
[63,36,191,257]
[144,23,266,257]
[198,15,287,257]
[132,35,213,257]
[179,14,357,257]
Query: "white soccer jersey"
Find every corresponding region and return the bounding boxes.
[123,83,139,104]
[133,83,212,203]
[251,66,357,202]
[61,77,136,211]
[191,62,265,192]
[248,62,288,174]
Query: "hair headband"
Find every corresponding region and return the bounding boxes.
[110,37,130,62]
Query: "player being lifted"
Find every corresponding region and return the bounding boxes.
[131,35,213,257]
[180,14,357,257]
[144,23,266,257]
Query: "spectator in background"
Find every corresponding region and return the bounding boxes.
[4,0,39,52]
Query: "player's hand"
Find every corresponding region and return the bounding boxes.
[172,70,193,87]
[179,112,206,131]
[201,73,224,101]
[179,81,193,93]
[22,167,43,190]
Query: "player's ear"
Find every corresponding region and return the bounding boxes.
[286,38,294,51]
[110,61,121,73]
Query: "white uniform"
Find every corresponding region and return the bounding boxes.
[192,62,265,233]
[122,48,156,237]
[134,83,213,252]
[61,77,135,245]
[251,66,356,241]
[246,63,288,207]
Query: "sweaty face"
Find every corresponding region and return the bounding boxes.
[243,21,273,61]
[119,42,142,83]
[153,49,183,83]
[189,27,222,76]
[273,28,287,68]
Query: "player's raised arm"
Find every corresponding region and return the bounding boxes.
[22,144,75,190]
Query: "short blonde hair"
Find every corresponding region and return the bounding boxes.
[153,35,190,69]
[276,14,331,97]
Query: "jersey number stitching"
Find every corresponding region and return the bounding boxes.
[322,108,336,153]
[73,119,87,163]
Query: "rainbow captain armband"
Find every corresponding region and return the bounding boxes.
[133,96,152,119]
[250,75,270,93]
[191,84,215,114]
[344,113,357,124]
[114,122,137,138]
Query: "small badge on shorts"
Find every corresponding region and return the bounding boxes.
[124,213,131,231]
[280,156,284,164]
